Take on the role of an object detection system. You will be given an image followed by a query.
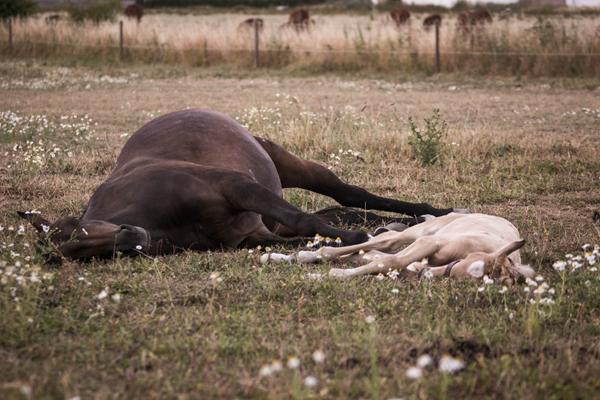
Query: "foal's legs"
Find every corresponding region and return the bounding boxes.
[255,137,453,217]
[285,228,421,265]
[313,213,457,260]
[329,237,441,279]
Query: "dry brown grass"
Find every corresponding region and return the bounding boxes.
[2,12,600,76]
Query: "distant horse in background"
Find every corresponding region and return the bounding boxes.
[423,14,442,31]
[390,8,411,27]
[45,14,61,25]
[124,4,144,23]
[280,8,313,32]
[238,18,264,32]
[457,9,492,34]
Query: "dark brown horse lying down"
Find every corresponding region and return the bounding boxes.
[20,109,458,260]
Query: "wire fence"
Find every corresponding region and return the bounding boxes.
[4,18,600,72]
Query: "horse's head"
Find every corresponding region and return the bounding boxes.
[18,211,150,260]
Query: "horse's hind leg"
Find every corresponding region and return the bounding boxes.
[241,225,309,248]
[222,174,368,245]
[313,206,423,229]
[255,137,452,217]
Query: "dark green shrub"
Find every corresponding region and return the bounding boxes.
[0,0,35,21]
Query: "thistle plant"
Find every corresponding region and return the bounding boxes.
[408,109,447,166]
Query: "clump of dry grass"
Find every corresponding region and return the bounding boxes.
[2,12,600,76]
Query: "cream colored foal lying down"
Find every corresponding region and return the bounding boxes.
[261,213,534,282]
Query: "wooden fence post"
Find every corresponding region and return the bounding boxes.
[203,38,209,66]
[435,23,440,73]
[119,20,124,59]
[254,19,260,68]
[8,18,13,53]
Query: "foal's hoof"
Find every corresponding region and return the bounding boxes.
[260,253,292,264]
[329,268,352,279]
[374,222,408,236]
[296,251,321,264]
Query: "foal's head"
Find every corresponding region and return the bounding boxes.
[18,211,150,260]
[453,240,534,283]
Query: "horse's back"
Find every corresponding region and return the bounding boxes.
[114,109,282,194]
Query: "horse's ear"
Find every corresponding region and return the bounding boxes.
[17,211,52,233]
[494,239,526,259]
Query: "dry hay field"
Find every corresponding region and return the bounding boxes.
[1,60,600,398]
[3,11,600,76]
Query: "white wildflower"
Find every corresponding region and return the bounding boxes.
[259,364,272,377]
[539,297,555,305]
[365,315,376,324]
[387,269,400,280]
[525,278,538,287]
[405,366,423,380]
[438,354,465,374]
[553,261,567,272]
[96,288,109,300]
[312,349,325,364]
[287,356,300,369]
[416,354,433,369]
[270,360,283,372]
[209,272,223,283]
[304,375,318,388]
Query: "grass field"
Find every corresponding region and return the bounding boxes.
[1,60,600,398]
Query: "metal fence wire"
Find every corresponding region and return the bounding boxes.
[4,18,600,70]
